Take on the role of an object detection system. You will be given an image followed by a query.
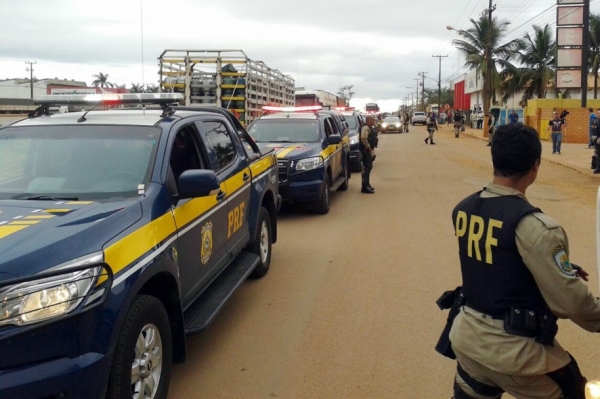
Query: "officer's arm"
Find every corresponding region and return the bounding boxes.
[517,213,600,332]
[360,126,370,150]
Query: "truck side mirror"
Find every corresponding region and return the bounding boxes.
[328,134,342,145]
[177,170,221,199]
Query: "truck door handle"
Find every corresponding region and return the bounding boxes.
[243,173,250,182]
[217,190,226,201]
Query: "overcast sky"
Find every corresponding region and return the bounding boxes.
[1,0,599,112]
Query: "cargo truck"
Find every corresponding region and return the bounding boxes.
[158,49,295,125]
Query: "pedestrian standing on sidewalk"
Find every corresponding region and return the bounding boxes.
[589,108,597,149]
[453,110,462,138]
[425,112,437,145]
[486,113,496,146]
[546,112,565,154]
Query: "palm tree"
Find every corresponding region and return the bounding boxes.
[91,72,113,88]
[499,24,555,103]
[130,83,144,93]
[452,16,524,117]
[589,14,600,99]
[145,84,159,93]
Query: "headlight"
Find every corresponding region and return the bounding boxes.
[350,136,359,145]
[586,380,600,398]
[395,123,401,127]
[381,123,388,128]
[295,156,323,171]
[0,252,103,326]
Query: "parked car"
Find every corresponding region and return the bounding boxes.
[249,106,351,214]
[341,110,364,172]
[381,116,402,133]
[411,112,427,125]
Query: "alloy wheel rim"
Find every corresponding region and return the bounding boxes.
[259,220,269,263]
[131,323,163,399]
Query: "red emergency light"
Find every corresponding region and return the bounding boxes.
[335,106,355,111]
[262,105,323,113]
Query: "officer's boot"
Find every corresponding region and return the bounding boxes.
[424,137,429,144]
[361,172,374,194]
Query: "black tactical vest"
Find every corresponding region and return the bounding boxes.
[452,192,547,315]
[359,126,379,151]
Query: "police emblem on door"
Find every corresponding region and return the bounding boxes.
[201,221,213,265]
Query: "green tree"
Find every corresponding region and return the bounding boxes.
[91,72,113,88]
[452,16,524,116]
[145,84,159,93]
[130,83,144,93]
[589,14,600,99]
[499,24,555,103]
[337,85,355,106]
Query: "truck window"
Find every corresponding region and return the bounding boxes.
[202,121,236,171]
[324,118,335,138]
[169,125,206,182]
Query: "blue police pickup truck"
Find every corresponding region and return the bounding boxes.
[0,94,280,399]
[248,106,351,214]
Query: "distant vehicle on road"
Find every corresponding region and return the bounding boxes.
[411,111,427,125]
[381,116,402,133]
[365,103,380,114]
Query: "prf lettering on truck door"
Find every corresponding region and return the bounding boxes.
[455,211,503,265]
[228,202,246,238]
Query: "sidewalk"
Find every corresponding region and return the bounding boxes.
[438,123,598,175]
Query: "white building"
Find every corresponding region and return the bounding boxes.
[0,78,88,99]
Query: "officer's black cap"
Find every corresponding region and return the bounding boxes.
[491,124,541,178]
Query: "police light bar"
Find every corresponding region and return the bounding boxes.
[33,93,183,106]
[335,106,355,111]
[262,105,323,112]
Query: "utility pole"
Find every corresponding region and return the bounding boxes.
[582,0,590,107]
[418,72,428,111]
[432,55,448,120]
[484,0,496,137]
[412,79,420,112]
[25,61,37,99]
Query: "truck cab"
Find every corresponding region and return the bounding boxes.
[0,93,279,399]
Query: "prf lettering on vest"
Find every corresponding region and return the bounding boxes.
[228,202,245,238]
[455,211,503,264]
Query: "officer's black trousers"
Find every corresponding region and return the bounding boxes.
[361,152,373,188]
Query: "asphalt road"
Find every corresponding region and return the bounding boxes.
[169,125,600,398]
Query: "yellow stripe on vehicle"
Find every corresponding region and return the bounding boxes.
[44,209,73,213]
[103,212,178,282]
[66,201,94,205]
[276,147,297,159]
[250,155,275,177]
[172,196,218,230]
[319,145,338,160]
[24,215,55,219]
[0,225,29,239]
[8,221,40,226]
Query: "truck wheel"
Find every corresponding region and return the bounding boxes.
[249,207,272,278]
[107,295,172,399]
[338,160,349,191]
[314,177,330,215]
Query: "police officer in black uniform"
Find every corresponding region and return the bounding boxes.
[439,123,600,399]
[359,115,377,194]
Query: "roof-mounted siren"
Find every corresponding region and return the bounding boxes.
[262,105,323,114]
[30,93,184,118]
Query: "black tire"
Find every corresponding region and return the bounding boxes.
[107,295,172,399]
[313,176,330,215]
[338,159,349,191]
[249,207,272,278]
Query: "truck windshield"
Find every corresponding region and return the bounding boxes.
[249,120,320,143]
[0,125,160,201]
